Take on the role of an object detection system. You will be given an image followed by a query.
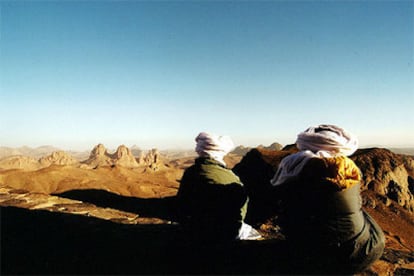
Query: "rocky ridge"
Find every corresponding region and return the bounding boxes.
[0,151,79,171]
[352,148,414,212]
[83,144,140,168]
[0,144,166,171]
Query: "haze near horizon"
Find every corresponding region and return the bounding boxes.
[1,1,413,151]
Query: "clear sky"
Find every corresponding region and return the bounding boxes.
[1,0,413,151]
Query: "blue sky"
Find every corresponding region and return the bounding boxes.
[1,1,413,151]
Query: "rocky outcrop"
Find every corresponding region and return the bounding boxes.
[231,146,252,156]
[231,142,284,157]
[110,145,139,168]
[83,144,114,168]
[82,144,140,169]
[258,142,283,151]
[0,151,78,171]
[82,144,167,170]
[0,156,41,171]
[351,148,414,212]
[0,146,62,159]
[39,151,79,167]
[130,145,143,158]
[139,149,164,171]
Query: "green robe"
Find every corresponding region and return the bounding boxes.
[177,157,248,242]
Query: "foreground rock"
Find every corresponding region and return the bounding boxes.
[1,187,290,275]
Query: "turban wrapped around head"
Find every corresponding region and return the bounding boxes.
[271,124,359,187]
[296,124,359,157]
[195,132,234,166]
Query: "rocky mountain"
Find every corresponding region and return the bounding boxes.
[231,142,284,157]
[0,151,79,171]
[75,144,165,170]
[387,148,414,156]
[82,143,115,168]
[130,144,143,157]
[258,142,284,151]
[231,145,252,156]
[0,155,41,171]
[82,144,170,170]
[39,151,79,167]
[138,148,165,171]
[0,145,62,159]
[352,148,414,212]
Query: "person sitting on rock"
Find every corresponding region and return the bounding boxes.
[177,132,261,242]
[270,124,385,274]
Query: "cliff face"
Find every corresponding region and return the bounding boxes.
[351,148,414,212]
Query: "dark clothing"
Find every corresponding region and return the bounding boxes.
[275,157,385,274]
[176,157,248,242]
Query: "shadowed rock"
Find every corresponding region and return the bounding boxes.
[1,206,289,275]
[55,189,178,222]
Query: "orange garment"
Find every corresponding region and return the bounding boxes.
[302,156,361,190]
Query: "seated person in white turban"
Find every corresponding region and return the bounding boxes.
[177,132,261,242]
[270,124,384,274]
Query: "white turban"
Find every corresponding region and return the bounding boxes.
[296,124,358,157]
[195,132,234,166]
[271,124,358,186]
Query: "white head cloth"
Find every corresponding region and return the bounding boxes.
[271,124,359,186]
[296,124,358,157]
[195,132,234,166]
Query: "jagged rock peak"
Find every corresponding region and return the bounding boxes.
[113,145,130,158]
[258,142,283,151]
[90,143,108,158]
[139,148,165,171]
[130,145,142,157]
[83,144,113,168]
[112,145,139,168]
[231,146,251,156]
[39,151,79,166]
[231,142,284,157]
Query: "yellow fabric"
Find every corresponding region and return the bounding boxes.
[323,156,361,190]
[302,156,361,190]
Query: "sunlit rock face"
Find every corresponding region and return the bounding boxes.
[0,151,78,171]
[351,148,414,212]
[39,151,79,167]
[111,145,139,168]
[84,144,114,168]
